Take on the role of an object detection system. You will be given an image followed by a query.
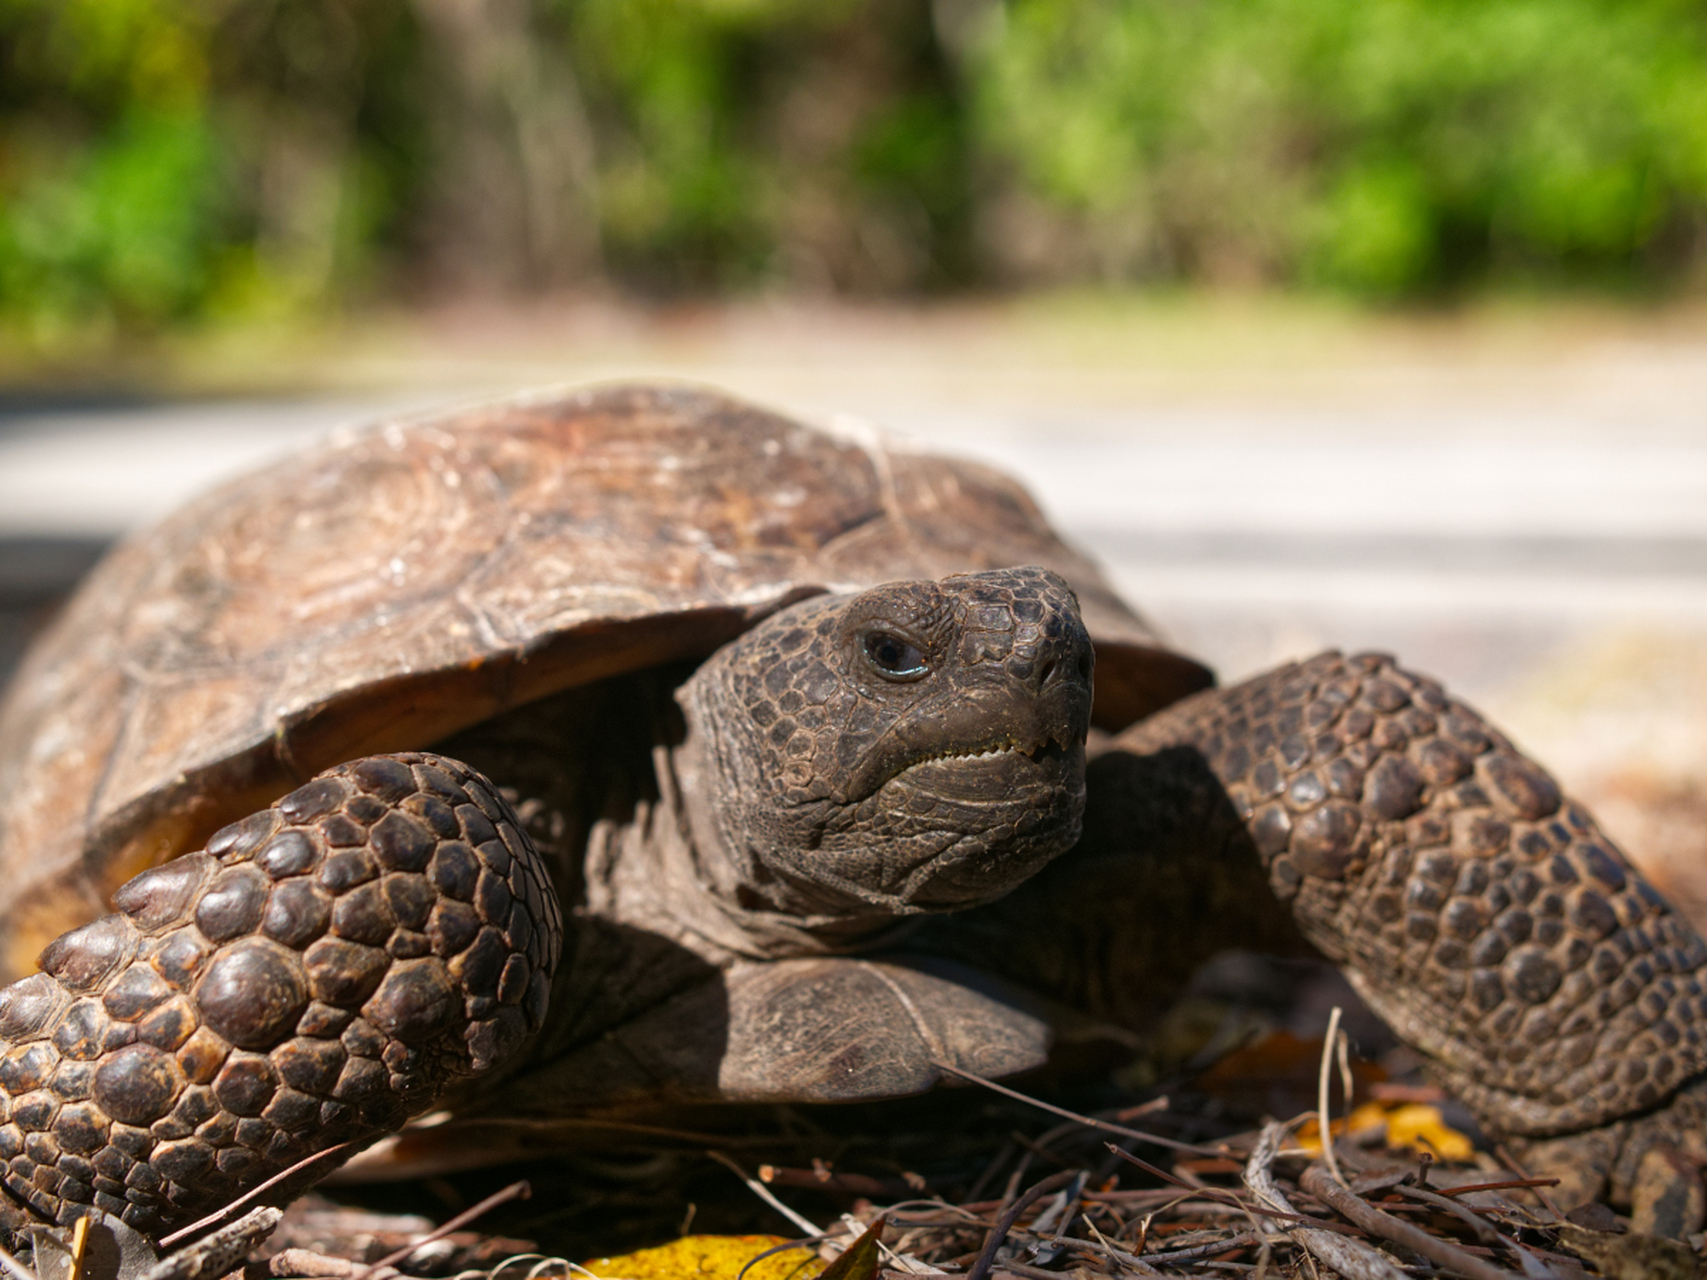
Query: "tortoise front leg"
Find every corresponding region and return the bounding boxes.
[0,753,562,1234]
[924,651,1707,1221]
[1120,652,1707,1132]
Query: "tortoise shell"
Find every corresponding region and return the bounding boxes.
[0,384,1210,979]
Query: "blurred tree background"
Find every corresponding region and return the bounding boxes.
[5,0,1707,341]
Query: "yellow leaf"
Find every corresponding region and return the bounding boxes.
[1385,1104,1474,1161]
[582,1235,825,1280]
[1294,1102,1474,1160]
[1295,1102,1389,1153]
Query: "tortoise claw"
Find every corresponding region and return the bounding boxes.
[0,753,563,1236]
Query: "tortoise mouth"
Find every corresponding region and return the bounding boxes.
[888,734,1084,807]
[902,731,1079,770]
[841,682,1091,803]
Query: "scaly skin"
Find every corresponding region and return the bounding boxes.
[1115,652,1707,1144]
[929,650,1707,1208]
[0,755,561,1232]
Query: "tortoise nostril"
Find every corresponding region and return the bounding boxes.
[1034,648,1091,689]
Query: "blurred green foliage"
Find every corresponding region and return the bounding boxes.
[4,0,1707,334]
[980,0,1707,293]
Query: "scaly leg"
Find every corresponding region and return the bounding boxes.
[923,651,1707,1222]
[0,754,562,1233]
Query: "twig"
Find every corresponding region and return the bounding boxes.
[929,1060,1226,1157]
[141,1208,284,1280]
[1126,1235,1263,1269]
[760,1166,917,1198]
[1136,1233,1264,1264]
[1385,1184,1563,1279]
[68,1214,89,1280]
[1434,1178,1562,1197]
[1388,1184,1502,1244]
[0,1243,37,1280]
[1317,1007,1348,1189]
[1079,1213,1165,1278]
[270,1248,392,1278]
[998,1263,1089,1280]
[1101,1144,1361,1234]
[1243,1122,1408,1280]
[1492,1146,1564,1221]
[158,1142,355,1249]
[708,1151,825,1238]
[1300,1164,1523,1280]
[965,1170,1078,1280]
[734,1236,827,1280]
[349,1182,531,1280]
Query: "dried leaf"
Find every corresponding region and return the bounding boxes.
[26,1212,160,1280]
[581,1237,824,1280]
[813,1220,882,1280]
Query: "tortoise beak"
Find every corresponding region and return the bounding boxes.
[836,658,1092,803]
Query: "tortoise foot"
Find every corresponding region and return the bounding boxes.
[1632,1145,1707,1240]
[0,753,562,1235]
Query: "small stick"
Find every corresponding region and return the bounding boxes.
[964,1170,1077,1280]
[1244,1122,1408,1280]
[1437,1178,1562,1197]
[708,1151,825,1239]
[1388,1185,1564,1279]
[67,1214,90,1280]
[734,1236,828,1280]
[349,1182,531,1280]
[1136,1232,1265,1264]
[1317,1006,1348,1189]
[270,1248,389,1278]
[141,1208,284,1280]
[1388,1184,1502,1244]
[0,1244,37,1280]
[1300,1164,1523,1280]
[760,1166,915,1198]
[1492,1146,1565,1221]
[158,1142,355,1249]
[929,1059,1226,1157]
[1101,1144,1362,1234]
[1079,1213,1166,1278]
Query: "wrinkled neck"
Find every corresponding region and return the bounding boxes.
[581,675,915,963]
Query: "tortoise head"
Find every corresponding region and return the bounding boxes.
[676,566,1093,920]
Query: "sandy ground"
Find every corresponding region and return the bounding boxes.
[2,295,1705,914]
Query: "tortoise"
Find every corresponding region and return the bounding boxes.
[0,383,1704,1243]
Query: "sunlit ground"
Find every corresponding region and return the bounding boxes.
[3,290,1705,915]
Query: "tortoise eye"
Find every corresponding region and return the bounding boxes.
[861,630,929,680]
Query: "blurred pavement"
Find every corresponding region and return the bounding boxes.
[2,302,1705,911]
